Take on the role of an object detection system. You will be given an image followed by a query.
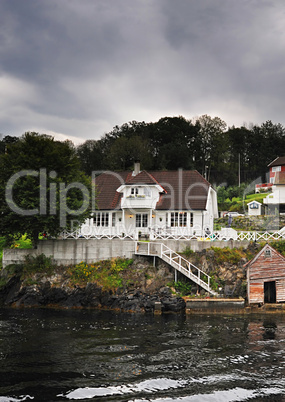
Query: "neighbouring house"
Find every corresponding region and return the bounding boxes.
[246,243,285,304]
[264,156,285,214]
[247,200,264,216]
[80,162,218,239]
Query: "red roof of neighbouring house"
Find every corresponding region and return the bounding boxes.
[94,169,210,211]
[268,156,285,167]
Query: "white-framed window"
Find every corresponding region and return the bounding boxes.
[171,212,187,227]
[94,212,109,227]
[170,212,193,227]
[112,212,116,227]
[272,166,281,172]
[131,187,139,196]
[144,187,151,197]
[136,213,148,228]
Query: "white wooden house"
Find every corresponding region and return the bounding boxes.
[80,163,218,239]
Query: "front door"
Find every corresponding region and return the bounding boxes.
[264,281,276,303]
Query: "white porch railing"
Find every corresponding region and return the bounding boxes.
[62,228,134,240]
[62,226,285,242]
[151,228,285,242]
[134,241,218,295]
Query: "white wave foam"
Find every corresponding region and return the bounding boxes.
[60,378,186,399]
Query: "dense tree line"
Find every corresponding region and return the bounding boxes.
[2,115,285,186]
[75,115,285,185]
[0,133,91,246]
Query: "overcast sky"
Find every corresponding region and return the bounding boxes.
[1,0,285,144]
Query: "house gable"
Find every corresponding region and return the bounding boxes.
[246,244,285,281]
[246,244,285,304]
[125,170,162,187]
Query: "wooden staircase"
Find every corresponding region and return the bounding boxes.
[135,241,218,296]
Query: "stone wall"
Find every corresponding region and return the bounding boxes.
[3,238,251,268]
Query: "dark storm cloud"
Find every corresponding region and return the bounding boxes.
[0,0,285,142]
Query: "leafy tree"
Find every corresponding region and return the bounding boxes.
[0,132,92,247]
[107,135,152,170]
[148,116,197,170]
[227,126,252,185]
[76,139,108,175]
[193,115,227,181]
[259,120,285,169]
[0,135,19,154]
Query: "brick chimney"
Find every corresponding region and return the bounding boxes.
[133,161,141,176]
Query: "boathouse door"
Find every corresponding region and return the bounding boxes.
[264,281,276,303]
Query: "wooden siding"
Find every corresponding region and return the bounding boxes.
[277,279,285,303]
[248,249,285,281]
[249,281,264,304]
[247,245,285,304]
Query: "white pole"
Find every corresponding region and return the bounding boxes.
[238,153,241,187]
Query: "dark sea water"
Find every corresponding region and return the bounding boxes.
[1,308,285,402]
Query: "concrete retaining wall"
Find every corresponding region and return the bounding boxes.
[3,239,135,267]
[186,298,245,313]
[156,239,250,253]
[3,238,251,268]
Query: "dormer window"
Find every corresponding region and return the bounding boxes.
[131,188,138,196]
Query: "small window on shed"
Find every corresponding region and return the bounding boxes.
[264,249,272,258]
[250,202,258,209]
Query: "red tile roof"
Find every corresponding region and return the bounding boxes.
[126,170,160,186]
[94,171,131,210]
[94,170,210,211]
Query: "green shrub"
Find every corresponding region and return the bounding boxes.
[22,254,55,277]
[68,258,133,291]
[0,235,33,270]
[268,240,285,257]
[181,247,194,258]
[10,234,33,249]
[211,247,244,265]
[172,280,192,296]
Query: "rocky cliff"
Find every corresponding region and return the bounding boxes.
[0,242,265,312]
[0,257,186,313]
